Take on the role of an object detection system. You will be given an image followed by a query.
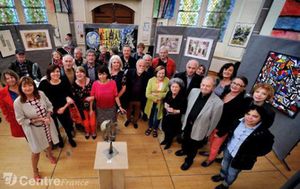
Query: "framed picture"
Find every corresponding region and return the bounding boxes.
[20,29,52,51]
[0,30,16,57]
[156,34,182,54]
[184,37,213,60]
[255,51,300,118]
[229,23,255,48]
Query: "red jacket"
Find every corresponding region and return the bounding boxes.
[0,86,25,137]
[152,57,176,79]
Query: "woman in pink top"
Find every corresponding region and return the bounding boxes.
[91,66,126,137]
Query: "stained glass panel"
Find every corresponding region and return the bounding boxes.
[0,8,18,24]
[24,8,47,23]
[21,0,45,8]
[179,0,202,11]
[177,12,199,26]
[0,0,19,24]
[0,0,14,7]
[207,0,231,12]
[203,0,235,41]
[21,0,48,23]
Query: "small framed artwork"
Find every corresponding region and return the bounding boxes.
[255,51,300,118]
[156,34,183,54]
[229,23,255,48]
[20,29,52,51]
[184,37,213,60]
[0,30,16,57]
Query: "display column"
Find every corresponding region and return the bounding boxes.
[94,142,128,189]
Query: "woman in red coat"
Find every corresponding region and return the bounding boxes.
[0,70,25,137]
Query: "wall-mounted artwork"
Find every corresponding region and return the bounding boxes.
[0,30,16,57]
[271,0,300,41]
[20,29,52,51]
[184,37,213,60]
[229,23,254,48]
[156,34,182,54]
[85,25,137,52]
[255,51,300,118]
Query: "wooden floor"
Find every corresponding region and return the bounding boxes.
[0,113,299,189]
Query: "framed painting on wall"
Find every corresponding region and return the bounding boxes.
[229,23,255,48]
[255,51,300,118]
[156,34,183,54]
[19,29,52,51]
[184,37,213,60]
[0,30,16,57]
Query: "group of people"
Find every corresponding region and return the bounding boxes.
[0,43,275,189]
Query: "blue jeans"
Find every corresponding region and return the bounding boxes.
[148,103,160,130]
[220,148,241,186]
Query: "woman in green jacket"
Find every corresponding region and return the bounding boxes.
[144,66,169,137]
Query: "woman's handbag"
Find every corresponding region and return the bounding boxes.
[69,103,82,124]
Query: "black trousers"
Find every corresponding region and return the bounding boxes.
[182,122,205,163]
[52,109,74,140]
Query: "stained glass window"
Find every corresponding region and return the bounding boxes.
[0,0,19,24]
[21,0,48,23]
[177,0,202,26]
[54,0,70,13]
[203,0,235,41]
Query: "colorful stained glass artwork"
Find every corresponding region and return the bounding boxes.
[0,0,19,24]
[179,0,202,11]
[255,51,300,118]
[177,0,201,26]
[0,8,18,24]
[24,8,47,23]
[21,0,45,7]
[177,12,199,26]
[0,0,14,7]
[203,0,235,41]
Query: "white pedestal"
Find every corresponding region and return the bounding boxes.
[94,142,128,189]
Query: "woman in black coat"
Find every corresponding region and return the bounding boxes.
[201,76,248,167]
[161,78,187,149]
[211,104,274,189]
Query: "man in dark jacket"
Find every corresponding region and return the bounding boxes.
[9,49,41,80]
[211,105,274,189]
[124,59,149,129]
[83,49,101,82]
[174,59,203,96]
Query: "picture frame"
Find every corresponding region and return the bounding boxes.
[0,30,16,57]
[156,34,183,54]
[255,51,300,118]
[184,37,213,60]
[20,29,52,51]
[229,23,255,48]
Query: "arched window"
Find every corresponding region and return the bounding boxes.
[92,4,134,24]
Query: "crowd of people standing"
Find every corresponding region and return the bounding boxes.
[0,42,275,189]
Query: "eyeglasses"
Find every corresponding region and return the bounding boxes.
[231,81,244,87]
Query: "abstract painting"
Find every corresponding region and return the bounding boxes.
[184,37,213,60]
[85,26,137,52]
[255,51,300,118]
[20,29,52,51]
[156,34,182,54]
[229,23,254,47]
